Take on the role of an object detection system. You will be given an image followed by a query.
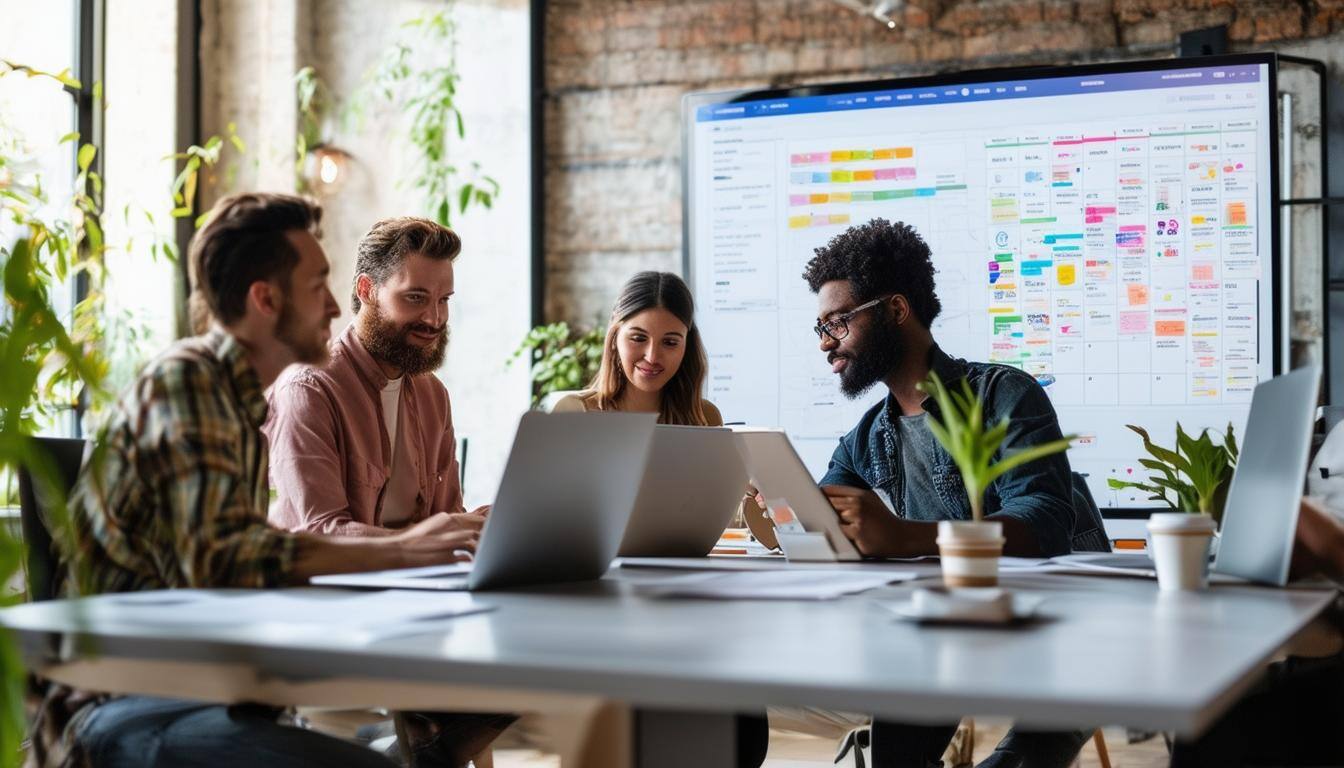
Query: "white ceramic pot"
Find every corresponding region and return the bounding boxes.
[936,520,1005,588]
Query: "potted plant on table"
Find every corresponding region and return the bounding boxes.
[920,371,1076,587]
[1107,423,1237,566]
[1107,423,1238,524]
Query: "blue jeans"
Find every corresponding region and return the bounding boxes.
[871,721,1089,768]
[76,696,397,767]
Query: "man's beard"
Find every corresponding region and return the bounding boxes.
[832,312,904,399]
[360,298,449,376]
[276,296,330,366]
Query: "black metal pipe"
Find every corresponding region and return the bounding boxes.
[529,0,546,328]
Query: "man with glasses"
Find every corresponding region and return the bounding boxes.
[803,217,1081,561]
[796,217,1092,768]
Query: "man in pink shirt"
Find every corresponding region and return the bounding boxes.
[266,216,487,536]
[264,216,510,765]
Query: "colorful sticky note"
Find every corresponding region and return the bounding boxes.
[1057,264,1076,286]
[1127,284,1150,306]
[1119,311,1149,334]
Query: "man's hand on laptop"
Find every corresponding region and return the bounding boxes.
[393,514,480,565]
[434,510,487,533]
[824,485,907,558]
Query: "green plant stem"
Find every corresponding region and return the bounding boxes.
[967,488,984,523]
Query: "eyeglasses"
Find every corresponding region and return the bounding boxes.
[813,296,892,342]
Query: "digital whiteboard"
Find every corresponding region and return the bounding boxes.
[683,54,1280,509]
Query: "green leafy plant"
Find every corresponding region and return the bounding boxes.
[919,371,1076,522]
[1107,423,1238,523]
[1,61,112,767]
[294,66,325,187]
[167,122,245,228]
[364,9,499,226]
[1,59,247,764]
[510,322,605,407]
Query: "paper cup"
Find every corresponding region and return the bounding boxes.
[936,521,1005,588]
[1147,513,1216,591]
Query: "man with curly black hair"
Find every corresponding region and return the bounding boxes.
[801,217,1104,559]
[796,217,1102,768]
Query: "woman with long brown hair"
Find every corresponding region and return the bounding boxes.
[553,270,767,767]
[552,271,723,425]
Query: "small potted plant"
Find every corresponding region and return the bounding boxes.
[1108,423,1237,564]
[1107,423,1238,523]
[920,371,1076,587]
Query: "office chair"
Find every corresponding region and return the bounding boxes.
[16,436,87,602]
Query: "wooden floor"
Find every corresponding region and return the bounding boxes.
[490,722,1175,767]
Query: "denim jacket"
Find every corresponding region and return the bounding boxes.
[820,344,1084,557]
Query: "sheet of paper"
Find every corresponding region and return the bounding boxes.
[635,569,916,600]
[617,557,918,574]
[91,588,492,629]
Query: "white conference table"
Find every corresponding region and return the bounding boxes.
[1,562,1336,767]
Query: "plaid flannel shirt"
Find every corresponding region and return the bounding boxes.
[29,329,298,768]
[64,328,296,594]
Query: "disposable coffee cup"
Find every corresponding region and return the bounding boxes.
[1146,513,1216,591]
[936,521,1005,588]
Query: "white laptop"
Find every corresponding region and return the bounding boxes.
[617,425,748,557]
[733,429,861,561]
[1212,365,1320,585]
[312,411,658,591]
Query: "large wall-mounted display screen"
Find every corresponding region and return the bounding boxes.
[684,55,1279,508]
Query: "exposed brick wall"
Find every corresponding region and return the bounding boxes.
[542,0,1344,326]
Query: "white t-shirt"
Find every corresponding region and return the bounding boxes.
[380,377,403,452]
[379,377,418,526]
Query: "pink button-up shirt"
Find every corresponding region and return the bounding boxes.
[264,324,464,536]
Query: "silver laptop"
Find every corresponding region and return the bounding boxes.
[617,425,748,557]
[1061,366,1320,585]
[733,429,862,561]
[1213,365,1320,585]
[312,411,657,591]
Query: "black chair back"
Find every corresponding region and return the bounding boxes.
[1070,472,1112,553]
[16,437,87,602]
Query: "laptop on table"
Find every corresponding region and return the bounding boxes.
[617,425,750,558]
[313,411,657,591]
[1057,366,1320,586]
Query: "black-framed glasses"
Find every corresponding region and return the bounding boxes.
[813,296,892,342]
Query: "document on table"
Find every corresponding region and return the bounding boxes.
[617,556,915,573]
[89,588,493,639]
[635,569,916,600]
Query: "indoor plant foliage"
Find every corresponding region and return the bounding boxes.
[1106,423,1238,525]
[1,62,112,767]
[366,10,500,227]
[920,371,1077,523]
[0,60,239,765]
[511,322,604,407]
[920,370,1076,586]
